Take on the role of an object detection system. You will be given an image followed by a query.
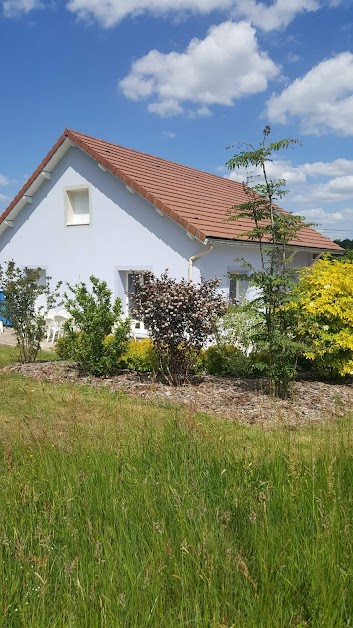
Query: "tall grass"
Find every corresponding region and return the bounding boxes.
[1,373,353,627]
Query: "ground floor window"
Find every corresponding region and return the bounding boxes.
[21,266,47,287]
[36,268,47,287]
[229,273,249,305]
[125,271,146,315]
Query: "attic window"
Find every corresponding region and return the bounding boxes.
[65,187,90,226]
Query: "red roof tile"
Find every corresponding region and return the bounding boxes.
[0,129,343,252]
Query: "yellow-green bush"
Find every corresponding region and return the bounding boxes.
[293,258,353,377]
[117,339,158,373]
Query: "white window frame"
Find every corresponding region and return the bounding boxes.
[64,185,91,227]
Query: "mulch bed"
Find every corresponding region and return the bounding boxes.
[3,361,353,428]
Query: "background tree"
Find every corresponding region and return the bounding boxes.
[334,239,353,261]
[0,260,60,363]
[334,238,353,250]
[226,126,310,398]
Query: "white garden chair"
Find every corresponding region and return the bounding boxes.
[131,319,149,340]
[45,309,56,342]
[49,312,69,344]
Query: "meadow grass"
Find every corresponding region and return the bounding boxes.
[1,348,353,626]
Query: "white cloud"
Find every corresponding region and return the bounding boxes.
[65,0,341,29]
[231,0,321,32]
[293,175,353,203]
[66,0,233,28]
[225,157,353,184]
[301,207,346,223]
[0,175,9,186]
[221,155,353,237]
[299,207,353,237]
[0,193,9,203]
[120,21,280,117]
[162,131,176,139]
[288,52,301,63]
[2,0,342,25]
[266,52,353,135]
[299,159,353,178]
[226,159,307,186]
[148,100,184,117]
[2,0,42,16]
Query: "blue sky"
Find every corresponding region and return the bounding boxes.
[0,0,352,239]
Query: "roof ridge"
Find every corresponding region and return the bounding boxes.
[67,128,238,187]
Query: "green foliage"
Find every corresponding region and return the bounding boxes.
[292,258,353,379]
[117,339,158,373]
[216,302,261,354]
[0,260,61,363]
[226,126,300,171]
[226,127,310,398]
[131,271,227,386]
[55,333,77,360]
[61,276,130,376]
[204,344,251,377]
[334,238,353,250]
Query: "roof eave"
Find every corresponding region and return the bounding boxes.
[0,130,73,235]
[206,236,344,254]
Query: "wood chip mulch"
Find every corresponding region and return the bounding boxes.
[3,361,353,428]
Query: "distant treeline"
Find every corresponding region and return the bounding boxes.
[334,239,353,250]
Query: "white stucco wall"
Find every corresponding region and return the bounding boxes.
[0,145,313,309]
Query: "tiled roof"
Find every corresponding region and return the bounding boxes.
[0,129,343,252]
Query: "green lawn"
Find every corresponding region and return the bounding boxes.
[0,344,58,368]
[1,346,353,626]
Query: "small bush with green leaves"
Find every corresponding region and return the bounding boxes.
[60,276,130,376]
[117,339,159,373]
[204,344,251,378]
[56,332,79,360]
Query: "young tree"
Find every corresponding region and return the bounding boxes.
[226,126,310,398]
[0,260,60,363]
[131,271,227,386]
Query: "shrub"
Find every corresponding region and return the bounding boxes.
[56,333,78,360]
[204,344,251,377]
[0,260,61,363]
[216,302,261,354]
[131,271,227,386]
[293,258,353,378]
[61,276,130,376]
[117,339,158,373]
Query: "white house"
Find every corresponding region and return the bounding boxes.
[0,129,342,316]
